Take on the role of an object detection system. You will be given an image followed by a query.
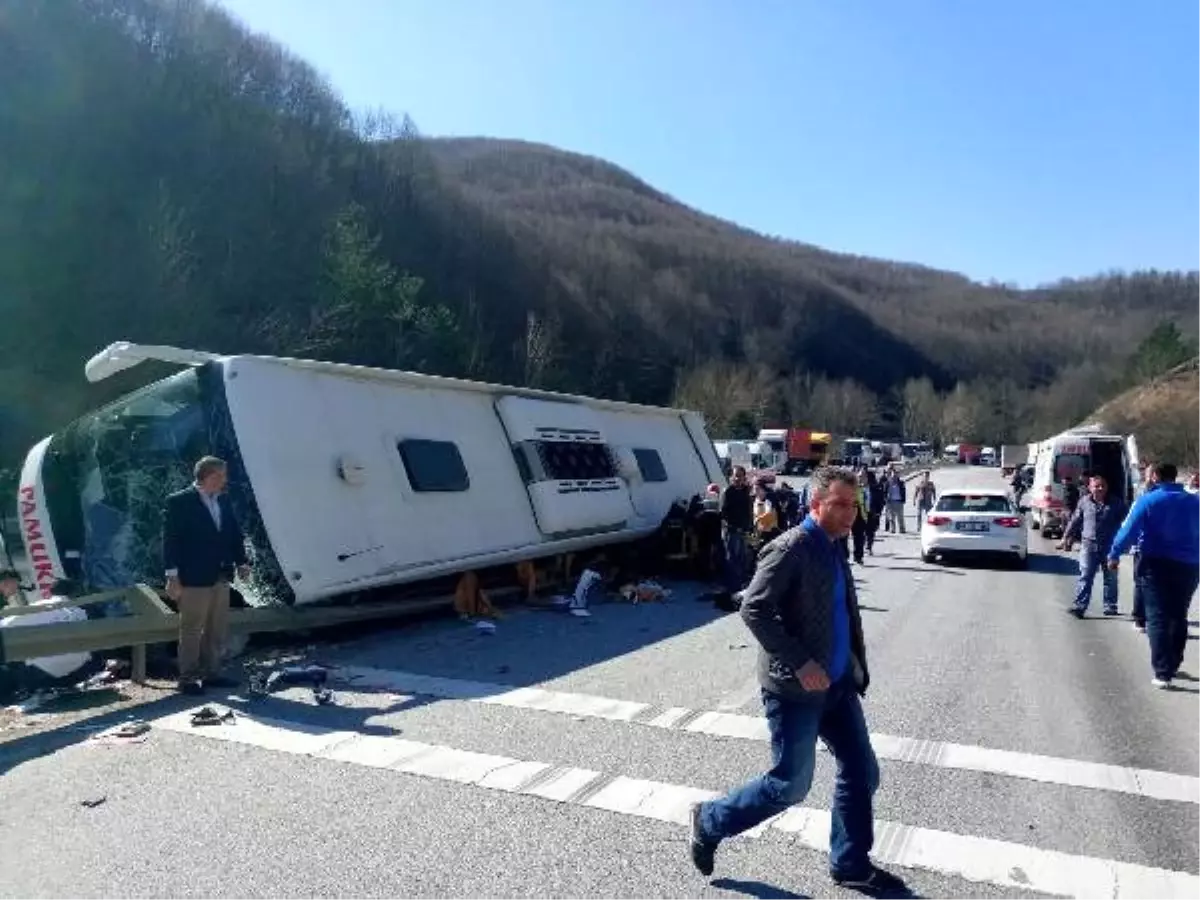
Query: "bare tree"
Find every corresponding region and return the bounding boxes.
[901,378,942,441]
[806,377,879,435]
[523,309,559,388]
[673,362,774,437]
[940,382,989,442]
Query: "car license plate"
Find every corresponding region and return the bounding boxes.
[955,521,989,533]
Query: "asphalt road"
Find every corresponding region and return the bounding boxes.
[1,466,1196,899]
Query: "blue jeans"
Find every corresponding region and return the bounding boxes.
[699,680,880,878]
[1131,552,1145,626]
[723,529,750,592]
[1074,542,1118,613]
[1140,556,1200,680]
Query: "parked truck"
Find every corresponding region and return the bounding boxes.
[1000,444,1029,475]
[957,443,982,465]
[756,428,832,474]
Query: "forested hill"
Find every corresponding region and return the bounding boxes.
[0,0,1196,463]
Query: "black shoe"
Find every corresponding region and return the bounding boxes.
[688,803,716,877]
[204,675,240,689]
[1103,608,1120,616]
[1067,607,1084,619]
[831,864,909,897]
[176,679,204,696]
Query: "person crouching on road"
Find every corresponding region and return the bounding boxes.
[688,467,904,896]
[1107,463,1200,689]
[1059,475,1126,618]
[0,569,23,610]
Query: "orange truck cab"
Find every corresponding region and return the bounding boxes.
[756,428,832,475]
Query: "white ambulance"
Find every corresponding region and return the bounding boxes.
[1023,426,1139,539]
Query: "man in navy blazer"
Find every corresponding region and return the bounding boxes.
[162,456,250,693]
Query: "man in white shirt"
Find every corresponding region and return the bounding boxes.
[162,456,250,694]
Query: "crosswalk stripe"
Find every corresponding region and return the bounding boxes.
[150,705,1199,900]
[328,665,1199,804]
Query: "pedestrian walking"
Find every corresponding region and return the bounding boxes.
[864,471,885,555]
[1107,463,1200,689]
[851,471,870,564]
[883,469,907,533]
[914,471,937,522]
[1059,475,1126,618]
[688,467,904,895]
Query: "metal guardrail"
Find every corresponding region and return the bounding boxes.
[0,582,524,683]
[0,585,172,682]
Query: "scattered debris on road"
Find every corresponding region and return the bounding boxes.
[249,664,334,705]
[77,717,153,746]
[190,707,235,727]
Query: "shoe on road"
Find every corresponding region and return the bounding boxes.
[1151,677,1172,689]
[688,803,716,877]
[830,864,909,897]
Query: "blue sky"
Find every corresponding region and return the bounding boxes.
[218,0,1197,286]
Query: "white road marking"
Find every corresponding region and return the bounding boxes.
[328,665,1200,804]
[644,706,692,729]
[151,706,1200,900]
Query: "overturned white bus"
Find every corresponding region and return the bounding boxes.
[16,342,723,607]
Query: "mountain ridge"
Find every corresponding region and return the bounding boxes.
[0,0,1195,461]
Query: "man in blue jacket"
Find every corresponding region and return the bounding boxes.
[1108,463,1200,688]
[688,467,903,895]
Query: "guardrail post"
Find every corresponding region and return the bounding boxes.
[131,643,147,684]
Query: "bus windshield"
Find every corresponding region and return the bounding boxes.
[39,369,210,593]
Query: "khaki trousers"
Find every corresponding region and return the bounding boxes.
[177,580,230,680]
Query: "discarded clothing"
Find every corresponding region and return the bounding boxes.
[619,580,670,604]
[190,706,235,727]
[570,569,604,617]
[249,665,334,705]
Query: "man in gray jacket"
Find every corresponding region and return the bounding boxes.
[689,467,902,895]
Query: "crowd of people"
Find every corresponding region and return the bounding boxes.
[688,459,1198,890]
[708,463,938,596]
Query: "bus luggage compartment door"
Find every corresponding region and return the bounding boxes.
[495,396,635,537]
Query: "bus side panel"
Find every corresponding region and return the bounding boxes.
[601,409,717,525]
[223,358,542,605]
[198,363,293,606]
